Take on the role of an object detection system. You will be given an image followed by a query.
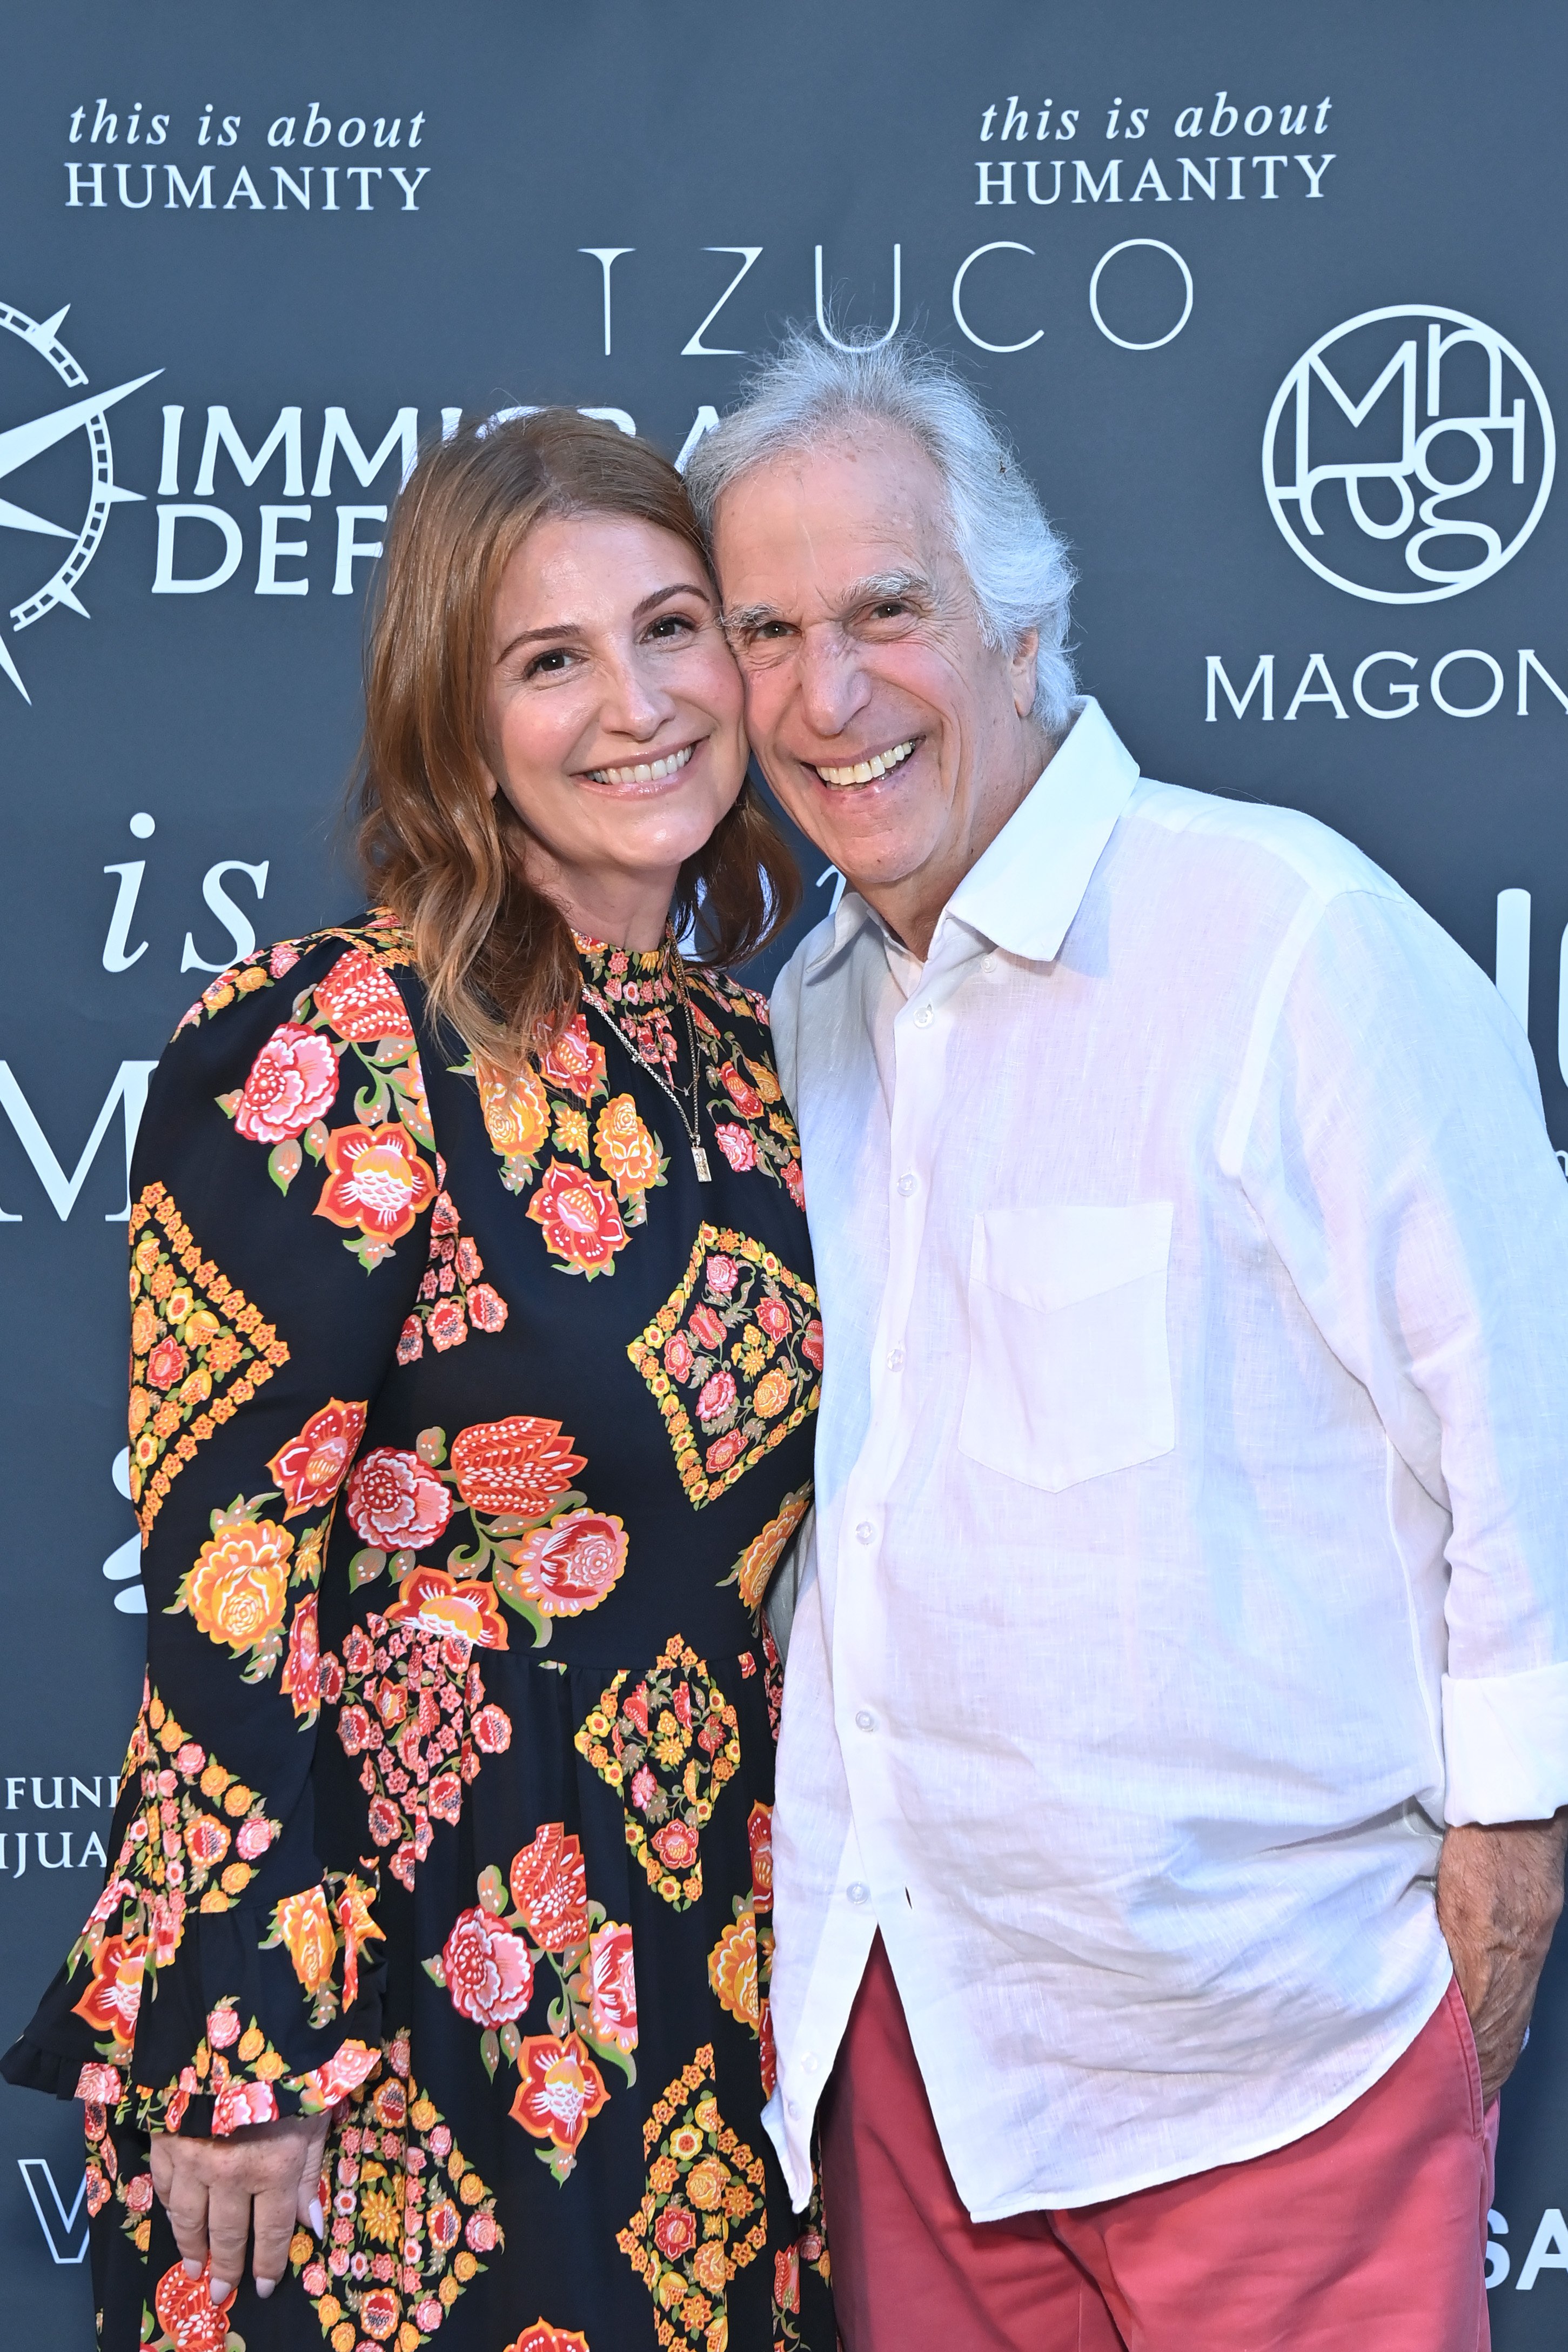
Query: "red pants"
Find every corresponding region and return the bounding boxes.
[819,1936,1497,2351]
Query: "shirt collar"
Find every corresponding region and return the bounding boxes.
[803,698,1138,977]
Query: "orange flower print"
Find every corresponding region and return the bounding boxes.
[155,2262,237,2352]
[728,1486,810,1612]
[266,1397,367,1518]
[232,1022,339,1144]
[280,1593,321,1723]
[475,1054,550,1161]
[509,2033,609,2174]
[176,1517,292,1655]
[752,1368,791,1420]
[717,1060,765,1118]
[450,1417,586,1518]
[267,1886,336,1995]
[385,1566,510,1650]
[509,1823,589,1951]
[315,1122,435,1249]
[585,1919,638,2055]
[526,1161,628,1278]
[291,2037,378,2112]
[504,2324,591,2352]
[507,1511,627,1619]
[708,1913,759,2029]
[594,1093,666,1206]
[312,946,414,1044]
[333,1874,382,2009]
[536,1013,607,1103]
[71,1933,148,2048]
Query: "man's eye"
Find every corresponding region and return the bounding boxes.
[870,600,909,620]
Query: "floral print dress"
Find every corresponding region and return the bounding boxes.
[3,915,834,2352]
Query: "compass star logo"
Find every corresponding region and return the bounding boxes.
[0,299,159,702]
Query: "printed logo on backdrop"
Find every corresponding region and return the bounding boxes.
[1263,306,1554,603]
[0,299,159,701]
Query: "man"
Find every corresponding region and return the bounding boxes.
[687,337,1568,2350]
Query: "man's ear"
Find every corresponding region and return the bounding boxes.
[1009,628,1040,719]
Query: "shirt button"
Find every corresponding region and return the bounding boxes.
[914,1004,933,1028]
[846,1881,869,1904]
[855,1708,877,1732]
[886,1346,904,1371]
[787,2099,801,2119]
[897,1172,918,1197]
[800,2051,819,2075]
[855,1520,874,1544]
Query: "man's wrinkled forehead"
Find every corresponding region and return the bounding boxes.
[710,422,956,619]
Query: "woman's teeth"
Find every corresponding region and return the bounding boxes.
[814,739,916,787]
[586,744,695,786]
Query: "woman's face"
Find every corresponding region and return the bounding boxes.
[484,511,748,937]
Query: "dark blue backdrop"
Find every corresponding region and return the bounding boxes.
[4,2,1567,2335]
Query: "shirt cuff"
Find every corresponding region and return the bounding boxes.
[1442,1663,1568,1825]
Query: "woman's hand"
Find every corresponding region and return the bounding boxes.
[148,2110,331,2303]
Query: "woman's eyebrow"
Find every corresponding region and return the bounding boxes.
[495,582,708,664]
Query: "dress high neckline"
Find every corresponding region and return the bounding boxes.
[572,928,681,1008]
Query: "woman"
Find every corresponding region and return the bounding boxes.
[4,411,834,2352]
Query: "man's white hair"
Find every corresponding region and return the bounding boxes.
[685,331,1078,735]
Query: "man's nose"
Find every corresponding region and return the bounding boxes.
[796,627,873,740]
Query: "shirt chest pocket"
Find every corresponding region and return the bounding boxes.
[957,1203,1176,1493]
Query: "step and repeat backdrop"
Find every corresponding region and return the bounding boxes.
[3,1,1567,2338]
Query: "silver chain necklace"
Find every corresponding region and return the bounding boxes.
[580,949,712,1182]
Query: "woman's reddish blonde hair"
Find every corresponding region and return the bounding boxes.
[354,407,799,1065]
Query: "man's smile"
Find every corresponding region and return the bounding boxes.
[809,737,920,789]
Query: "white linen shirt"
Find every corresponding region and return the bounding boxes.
[765,698,1568,2218]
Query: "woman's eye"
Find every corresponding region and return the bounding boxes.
[524,647,573,679]
[646,613,695,641]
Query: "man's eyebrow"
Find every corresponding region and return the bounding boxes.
[495,581,709,664]
[722,570,934,638]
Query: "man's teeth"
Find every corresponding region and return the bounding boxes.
[814,740,916,787]
[587,745,694,786]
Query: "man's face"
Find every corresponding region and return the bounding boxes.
[712,423,1041,933]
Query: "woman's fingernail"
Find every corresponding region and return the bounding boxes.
[309,2198,325,2236]
[183,2259,203,2279]
[208,2280,231,2304]
[256,2277,276,2300]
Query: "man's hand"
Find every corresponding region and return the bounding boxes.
[1437,1811,1568,2105]
[148,2109,330,2303]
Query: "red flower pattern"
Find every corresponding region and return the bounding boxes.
[346,1446,453,1550]
[267,1397,366,1518]
[526,1161,628,1278]
[312,946,414,1043]
[507,1510,627,1618]
[232,1022,339,1144]
[449,1417,586,1518]
[585,1919,638,2053]
[535,1013,607,1102]
[508,2033,608,2157]
[509,1822,589,1950]
[315,1122,435,1244]
[440,1905,534,2027]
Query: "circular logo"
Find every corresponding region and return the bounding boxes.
[1262,305,1553,604]
[0,300,158,701]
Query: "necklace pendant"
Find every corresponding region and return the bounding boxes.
[692,1144,712,1183]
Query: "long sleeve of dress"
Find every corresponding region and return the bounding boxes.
[2,921,440,2136]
